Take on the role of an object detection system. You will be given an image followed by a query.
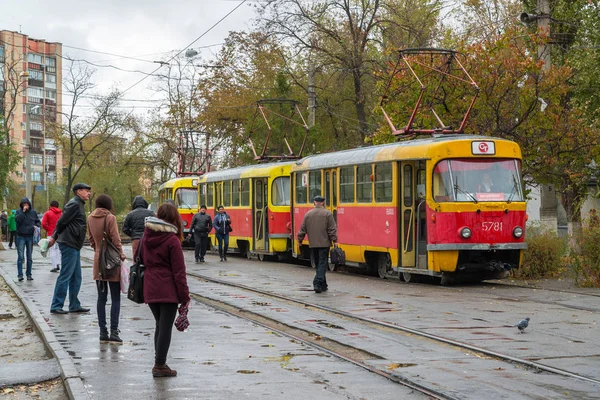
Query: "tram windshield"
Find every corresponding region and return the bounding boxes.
[175,188,198,209]
[433,159,524,202]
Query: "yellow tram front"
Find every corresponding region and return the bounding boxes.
[158,176,200,239]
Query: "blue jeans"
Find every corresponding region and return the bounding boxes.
[51,244,82,311]
[311,247,329,289]
[216,233,229,258]
[16,236,33,278]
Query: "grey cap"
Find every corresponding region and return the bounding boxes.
[313,195,325,202]
[72,183,92,192]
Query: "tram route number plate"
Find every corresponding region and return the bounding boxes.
[472,141,496,155]
[481,221,503,231]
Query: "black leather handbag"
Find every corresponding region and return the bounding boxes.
[330,246,346,265]
[127,235,145,304]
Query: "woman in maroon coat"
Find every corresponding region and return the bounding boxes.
[140,203,190,378]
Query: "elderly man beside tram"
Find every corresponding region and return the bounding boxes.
[297,195,338,293]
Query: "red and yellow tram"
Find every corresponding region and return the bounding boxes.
[290,135,527,285]
[158,176,200,239]
[198,161,294,259]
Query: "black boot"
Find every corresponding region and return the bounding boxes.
[223,245,228,261]
[219,248,224,262]
[99,327,109,343]
[108,329,123,344]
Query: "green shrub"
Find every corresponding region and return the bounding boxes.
[570,218,600,287]
[513,226,567,279]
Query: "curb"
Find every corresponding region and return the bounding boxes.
[0,266,90,400]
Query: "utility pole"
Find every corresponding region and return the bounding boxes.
[537,0,558,233]
[307,61,316,129]
[25,104,32,201]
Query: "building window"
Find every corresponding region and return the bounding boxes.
[47,172,56,183]
[28,69,43,81]
[27,87,44,99]
[31,155,43,165]
[45,138,56,151]
[46,57,56,67]
[46,155,56,166]
[31,172,41,181]
[31,121,43,131]
[45,89,56,100]
[27,53,43,64]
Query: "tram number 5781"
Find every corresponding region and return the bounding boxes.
[481,221,503,231]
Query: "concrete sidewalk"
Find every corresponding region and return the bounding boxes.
[0,243,421,400]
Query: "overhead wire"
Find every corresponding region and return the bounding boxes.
[120,0,249,96]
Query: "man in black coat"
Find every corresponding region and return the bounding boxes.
[15,198,40,281]
[48,183,92,314]
[123,195,155,257]
[190,205,212,263]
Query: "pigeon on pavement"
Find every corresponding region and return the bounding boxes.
[515,317,530,333]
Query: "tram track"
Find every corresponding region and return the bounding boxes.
[187,270,600,388]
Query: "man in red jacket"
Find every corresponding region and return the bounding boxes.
[42,200,62,272]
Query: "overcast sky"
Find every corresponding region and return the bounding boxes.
[1,0,256,113]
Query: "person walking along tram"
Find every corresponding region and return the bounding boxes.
[122,195,155,258]
[48,183,92,314]
[190,205,212,263]
[297,195,338,293]
[213,205,232,262]
[87,194,126,343]
[42,201,62,272]
[140,203,190,377]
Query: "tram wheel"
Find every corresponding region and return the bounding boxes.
[402,271,414,283]
[257,253,265,262]
[377,253,391,279]
[245,250,253,260]
[440,274,455,286]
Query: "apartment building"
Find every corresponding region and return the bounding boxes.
[0,29,62,195]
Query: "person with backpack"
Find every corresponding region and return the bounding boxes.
[122,195,155,258]
[189,205,212,263]
[87,194,126,343]
[15,198,40,281]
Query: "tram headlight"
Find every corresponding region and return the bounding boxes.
[182,220,188,227]
[513,226,524,238]
[459,227,472,239]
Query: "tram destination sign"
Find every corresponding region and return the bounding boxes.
[471,141,496,155]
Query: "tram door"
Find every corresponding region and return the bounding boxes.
[324,169,338,222]
[400,162,416,268]
[253,178,269,252]
[416,161,428,269]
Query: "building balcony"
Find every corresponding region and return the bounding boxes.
[29,97,43,105]
[28,79,44,87]
[30,130,44,138]
[44,99,56,106]
[29,147,43,155]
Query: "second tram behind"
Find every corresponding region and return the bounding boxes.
[158,176,200,241]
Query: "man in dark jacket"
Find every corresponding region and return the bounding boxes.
[123,195,155,258]
[15,198,40,281]
[189,205,212,263]
[297,195,338,293]
[48,183,92,314]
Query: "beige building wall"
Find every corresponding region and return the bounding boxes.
[0,30,63,203]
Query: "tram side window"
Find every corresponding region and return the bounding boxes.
[357,164,373,203]
[309,171,322,202]
[272,176,290,206]
[403,165,413,207]
[241,179,250,206]
[232,179,240,206]
[340,166,354,203]
[223,181,231,207]
[207,183,214,208]
[433,161,454,202]
[375,163,393,203]
[295,173,307,204]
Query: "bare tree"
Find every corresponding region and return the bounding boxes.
[48,61,131,205]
